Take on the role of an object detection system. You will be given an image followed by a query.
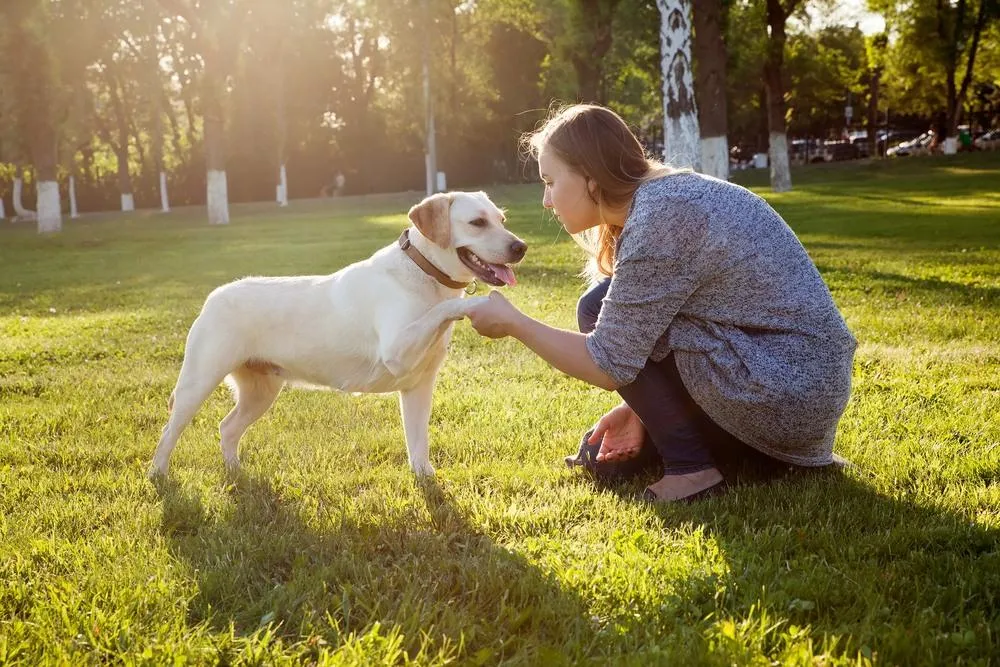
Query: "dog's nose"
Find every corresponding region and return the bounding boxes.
[509,240,527,261]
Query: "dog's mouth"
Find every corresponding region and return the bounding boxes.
[457,247,517,287]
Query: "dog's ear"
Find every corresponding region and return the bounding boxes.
[408,193,452,248]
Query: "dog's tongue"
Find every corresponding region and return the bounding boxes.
[490,263,517,287]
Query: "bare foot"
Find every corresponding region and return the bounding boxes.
[644,467,725,502]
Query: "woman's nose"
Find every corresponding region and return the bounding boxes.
[542,191,553,209]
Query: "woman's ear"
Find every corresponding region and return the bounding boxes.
[586,176,600,204]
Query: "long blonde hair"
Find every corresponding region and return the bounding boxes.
[521,104,675,282]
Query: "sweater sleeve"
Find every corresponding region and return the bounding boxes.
[585,198,710,387]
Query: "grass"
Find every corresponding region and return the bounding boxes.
[1,152,998,665]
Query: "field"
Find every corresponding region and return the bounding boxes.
[1,153,998,664]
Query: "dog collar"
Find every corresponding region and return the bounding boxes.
[398,229,472,291]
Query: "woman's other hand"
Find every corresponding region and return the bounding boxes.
[589,403,646,461]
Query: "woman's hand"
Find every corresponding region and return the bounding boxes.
[589,403,646,461]
[465,291,525,339]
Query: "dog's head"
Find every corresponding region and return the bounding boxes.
[407,191,527,287]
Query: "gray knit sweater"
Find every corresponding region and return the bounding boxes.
[586,172,856,466]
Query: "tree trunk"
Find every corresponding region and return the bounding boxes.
[13,166,36,221]
[0,196,5,220]
[34,136,61,233]
[154,92,170,212]
[572,57,602,104]
[160,172,170,213]
[204,72,229,225]
[572,0,619,104]
[950,0,988,151]
[275,66,289,207]
[764,0,792,192]
[117,146,135,211]
[944,67,959,154]
[277,165,288,206]
[69,174,79,219]
[106,71,135,211]
[867,68,880,158]
[657,0,701,170]
[692,0,729,179]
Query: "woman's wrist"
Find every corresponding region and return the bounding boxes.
[507,309,534,340]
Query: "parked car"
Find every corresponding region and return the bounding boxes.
[887,131,935,157]
[825,140,859,161]
[877,130,922,156]
[789,139,832,164]
[850,131,872,158]
[974,129,1000,151]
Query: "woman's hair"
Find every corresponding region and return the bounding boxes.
[520,103,676,281]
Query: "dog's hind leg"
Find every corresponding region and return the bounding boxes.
[219,366,284,471]
[150,327,239,478]
[399,376,437,477]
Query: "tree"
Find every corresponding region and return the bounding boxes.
[0,0,62,233]
[874,0,999,153]
[657,0,701,169]
[692,0,729,178]
[157,0,248,224]
[763,0,804,192]
[866,32,888,158]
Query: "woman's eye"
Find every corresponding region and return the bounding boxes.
[469,218,487,228]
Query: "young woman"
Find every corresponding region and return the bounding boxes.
[465,104,856,501]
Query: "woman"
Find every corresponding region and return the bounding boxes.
[465,104,856,502]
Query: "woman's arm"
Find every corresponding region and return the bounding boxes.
[465,292,619,391]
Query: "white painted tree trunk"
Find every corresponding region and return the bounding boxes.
[69,175,79,219]
[943,137,958,155]
[769,132,792,193]
[13,176,36,220]
[160,172,170,212]
[277,164,288,206]
[700,136,729,180]
[36,180,61,233]
[657,0,700,170]
[121,193,135,212]
[0,197,5,220]
[207,170,230,225]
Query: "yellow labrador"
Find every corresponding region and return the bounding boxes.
[150,191,526,478]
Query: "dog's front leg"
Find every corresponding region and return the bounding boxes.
[380,297,487,377]
[399,377,436,476]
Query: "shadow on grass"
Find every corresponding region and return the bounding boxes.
[590,461,1000,663]
[156,472,599,662]
[814,265,1000,306]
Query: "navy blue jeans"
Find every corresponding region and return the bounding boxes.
[578,278,753,476]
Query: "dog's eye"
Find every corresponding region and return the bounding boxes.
[469,218,487,228]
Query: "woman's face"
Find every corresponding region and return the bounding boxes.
[538,147,599,234]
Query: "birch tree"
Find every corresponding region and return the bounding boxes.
[657,0,701,169]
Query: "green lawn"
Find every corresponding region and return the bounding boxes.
[1,153,998,665]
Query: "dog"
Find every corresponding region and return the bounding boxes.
[149,191,526,478]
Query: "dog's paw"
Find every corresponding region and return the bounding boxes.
[147,462,169,482]
[453,296,489,319]
[410,461,436,477]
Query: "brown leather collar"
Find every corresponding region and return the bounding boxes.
[398,229,471,290]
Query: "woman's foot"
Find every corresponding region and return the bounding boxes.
[643,467,726,502]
